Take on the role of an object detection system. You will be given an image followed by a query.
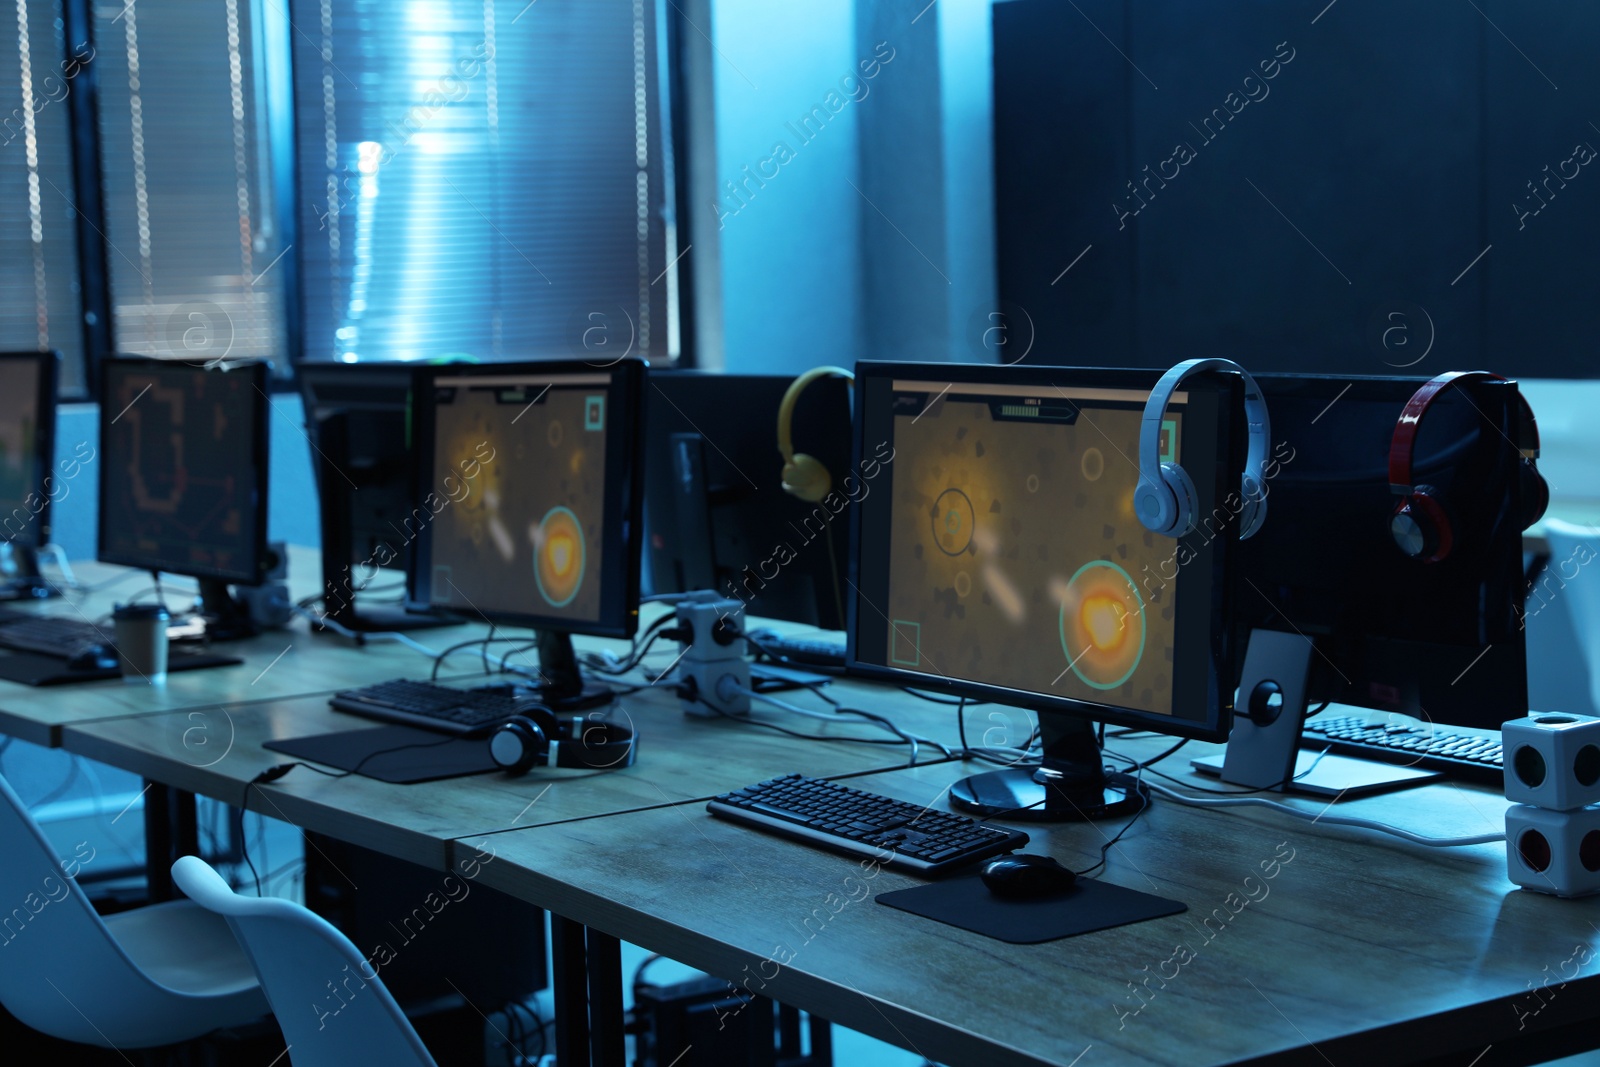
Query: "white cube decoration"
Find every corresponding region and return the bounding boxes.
[1502,713,1600,811]
[1505,804,1600,898]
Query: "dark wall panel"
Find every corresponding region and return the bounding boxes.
[995,0,1598,379]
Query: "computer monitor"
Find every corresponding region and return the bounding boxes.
[98,358,271,637]
[847,361,1249,821]
[0,351,59,598]
[1218,373,1531,789]
[644,371,853,630]
[407,359,646,708]
[299,362,451,633]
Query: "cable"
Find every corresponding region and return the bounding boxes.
[700,702,908,747]
[1074,785,1152,880]
[237,734,463,894]
[1143,780,1505,846]
[734,684,952,763]
[902,687,989,707]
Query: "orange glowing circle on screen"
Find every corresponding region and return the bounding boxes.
[534,506,586,608]
[1059,561,1145,690]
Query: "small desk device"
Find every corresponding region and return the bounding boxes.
[406,360,646,710]
[98,358,272,641]
[847,361,1255,821]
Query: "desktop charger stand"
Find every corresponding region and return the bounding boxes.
[1200,628,1437,796]
[951,716,1150,823]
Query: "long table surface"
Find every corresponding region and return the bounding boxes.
[454,744,1600,1067]
[59,680,965,870]
[0,548,563,746]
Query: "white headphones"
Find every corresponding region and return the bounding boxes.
[1135,358,1271,540]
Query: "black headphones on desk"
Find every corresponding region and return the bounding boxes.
[488,702,638,776]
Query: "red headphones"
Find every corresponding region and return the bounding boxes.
[1388,371,1548,563]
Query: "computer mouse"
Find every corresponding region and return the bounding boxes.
[68,644,119,672]
[980,853,1078,900]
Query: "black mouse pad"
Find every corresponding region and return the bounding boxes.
[265,725,498,784]
[876,874,1186,944]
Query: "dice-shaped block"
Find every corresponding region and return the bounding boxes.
[1506,804,1600,898]
[1502,713,1600,811]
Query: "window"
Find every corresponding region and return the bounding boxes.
[0,0,87,394]
[292,0,676,365]
[94,0,287,369]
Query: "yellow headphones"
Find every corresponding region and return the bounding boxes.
[777,365,854,503]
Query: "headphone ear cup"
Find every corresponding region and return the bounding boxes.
[1134,477,1176,535]
[1391,488,1453,563]
[489,714,548,777]
[1160,463,1199,537]
[1520,461,1550,529]
[781,453,832,503]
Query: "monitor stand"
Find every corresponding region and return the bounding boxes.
[1206,628,1438,796]
[192,578,259,642]
[0,543,59,601]
[527,630,614,712]
[950,716,1149,823]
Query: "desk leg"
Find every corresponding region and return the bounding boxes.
[552,916,591,1065]
[142,781,198,902]
[586,928,625,1067]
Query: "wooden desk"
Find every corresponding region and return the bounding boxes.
[59,682,961,871]
[457,748,1600,1067]
[0,550,491,746]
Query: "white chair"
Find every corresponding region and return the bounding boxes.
[0,772,266,1048]
[172,855,438,1067]
[1542,517,1600,713]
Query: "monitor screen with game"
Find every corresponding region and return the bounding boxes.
[848,361,1249,819]
[98,358,270,587]
[408,360,646,648]
[0,351,58,556]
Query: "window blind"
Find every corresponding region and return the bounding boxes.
[291,0,675,365]
[94,0,285,368]
[0,0,86,393]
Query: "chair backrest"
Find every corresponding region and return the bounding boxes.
[172,856,438,1067]
[0,771,207,1046]
[1542,518,1600,713]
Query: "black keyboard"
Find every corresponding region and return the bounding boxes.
[708,773,1028,875]
[0,616,112,659]
[329,679,526,735]
[748,629,846,669]
[1302,715,1504,785]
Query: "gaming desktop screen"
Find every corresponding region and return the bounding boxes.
[851,372,1235,735]
[422,372,613,626]
[98,360,267,583]
[0,358,43,545]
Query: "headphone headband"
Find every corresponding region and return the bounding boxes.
[777,365,854,462]
[1139,358,1271,538]
[1388,371,1540,493]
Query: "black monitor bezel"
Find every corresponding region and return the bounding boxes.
[845,360,1245,743]
[406,358,647,640]
[96,357,272,585]
[0,351,60,550]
